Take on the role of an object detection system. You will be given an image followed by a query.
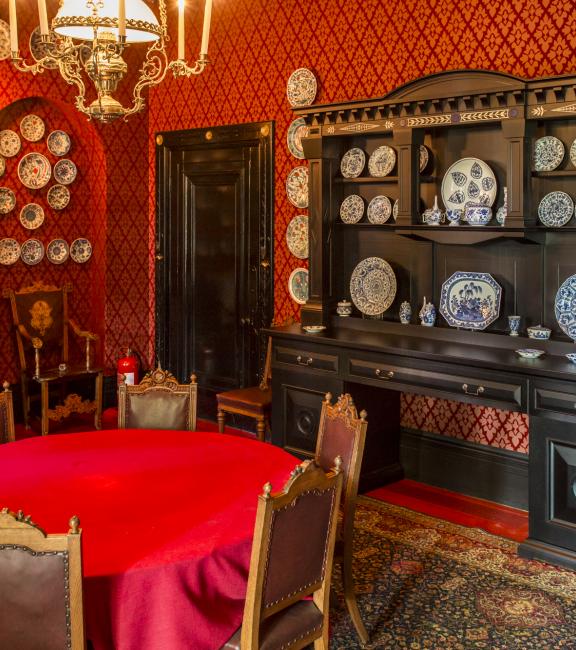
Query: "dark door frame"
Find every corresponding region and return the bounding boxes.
[154,121,274,388]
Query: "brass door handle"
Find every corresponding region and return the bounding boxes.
[155,254,164,261]
[462,383,484,396]
[296,355,313,366]
[375,368,394,379]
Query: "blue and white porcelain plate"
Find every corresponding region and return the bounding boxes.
[534,136,564,172]
[440,271,502,330]
[288,267,309,305]
[340,194,364,224]
[555,274,576,340]
[538,191,574,227]
[441,157,497,212]
[350,257,397,316]
[367,195,392,224]
[368,145,396,177]
[341,147,365,178]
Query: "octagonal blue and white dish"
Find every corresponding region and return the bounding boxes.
[440,271,502,330]
[555,273,576,340]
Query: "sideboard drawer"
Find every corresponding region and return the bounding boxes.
[531,380,576,422]
[274,344,339,374]
[347,354,526,411]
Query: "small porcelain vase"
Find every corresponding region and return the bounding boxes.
[508,314,521,337]
[496,187,508,226]
[423,195,443,225]
[399,301,412,324]
[336,299,352,317]
[419,296,436,327]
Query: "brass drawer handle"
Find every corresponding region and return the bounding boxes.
[296,355,313,366]
[375,368,394,380]
[462,383,484,396]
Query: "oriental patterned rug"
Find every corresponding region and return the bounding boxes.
[329,497,576,649]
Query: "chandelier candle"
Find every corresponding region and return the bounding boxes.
[37,0,49,36]
[118,0,126,40]
[8,0,17,53]
[178,0,185,60]
[201,0,212,56]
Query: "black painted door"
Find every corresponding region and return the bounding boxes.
[155,122,274,401]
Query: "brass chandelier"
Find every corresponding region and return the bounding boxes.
[9,0,213,123]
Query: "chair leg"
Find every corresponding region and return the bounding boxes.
[256,416,265,442]
[40,383,49,436]
[217,409,226,433]
[342,544,369,644]
[94,372,103,430]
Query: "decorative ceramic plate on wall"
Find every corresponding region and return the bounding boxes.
[19,203,45,230]
[288,267,309,304]
[18,152,52,189]
[341,147,365,178]
[286,214,308,259]
[286,68,317,107]
[441,157,497,211]
[70,238,92,263]
[287,118,307,159]
[340,194,364,224]
[20,114,45,142]
[571,140,576,168]
[350,257,397,316]
[53,159,77,185]
[0,130,21,158]
[47,184,70,210]
[439,271,502,330]
[47,239,69,264]
[367,195,392,224]
[0,238,20,265]
[538,191,574,227]
[47,130,72,157]
[0,19,10,61]
[368,145,396,177]
[29,27,58,68]
[21,238,44,265]
[0,155,5,178]
[286,166,309,208]
[0,187,16,214]
[534,135,564,172]
[555,274,576,340]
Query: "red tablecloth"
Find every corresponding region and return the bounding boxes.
[0,429,298,650]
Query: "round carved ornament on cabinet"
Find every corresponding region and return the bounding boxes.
[296,408,316,438]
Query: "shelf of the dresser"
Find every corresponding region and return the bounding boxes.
[334,176,398,184]
[532,170,576,177]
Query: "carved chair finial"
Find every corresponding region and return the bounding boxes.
[334,455,342,473]
[2,381,9,392]
[262,482,272,499]
[69,515,80,534]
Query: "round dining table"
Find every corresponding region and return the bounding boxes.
[0,428,299,650]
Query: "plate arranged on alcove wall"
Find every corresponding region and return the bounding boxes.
[0,130,21,158]
[47,184,71,210]
[47,130,72,157]
[19,203,45,230]
[18,152,51,189]
[70,238,92,263]
[286,166,309,208]
[47,239,70,264]
[20,114,45,142]
[0,187,16,214]
[54,158,77,185]
[288,267,309,304]
[0,238,20,265]
[21,238,44,265]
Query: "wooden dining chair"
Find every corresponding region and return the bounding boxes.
[315,392,369,644]
[0,381,15,444]
[216,338,272,441]
[118,366,197,431]
[0,508,85,650]
[222,458,343,650]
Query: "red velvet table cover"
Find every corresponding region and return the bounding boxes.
[0,429,298,649]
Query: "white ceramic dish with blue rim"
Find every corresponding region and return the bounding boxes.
[367,195,392,224]
[340,194,364,224]
[349,256,397,316]
[555,273,576,340]
[533,135,564,172]
[286,166,309,209]
[538,191,574,227]
[340,147,365,178]
[368,145,396,177]
[439,271,502,330]
[302,325,326,334]
[441,157,497,212]
[516,348,545,359]
[288,267,309,305]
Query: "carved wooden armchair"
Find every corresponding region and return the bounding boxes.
[0,508,85,649]
[222,458,343,650]
[0,382,15,444]
[315,392,369,644]
[118,366,198,431]
[4,282,103,436]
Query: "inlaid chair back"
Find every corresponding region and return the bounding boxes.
[0,509,85,650]
[0,382,15,444]
[118,366,198,431]
[223,459,343,650]
[314,392,369,644]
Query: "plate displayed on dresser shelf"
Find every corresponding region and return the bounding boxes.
[367,195,392,224]
[47,130,72,157]
[441,157,497,212]
[21,238,44,265]
[286,166,309,208]
[70,238,92,263]
[0,238,20,265]
[392,199,399,220]
[286,68,317,107]
[47,239,69,264]
[570,140,576,169]
[534,135,564,172]
[555,274,576,340]
[368,145,396,177]
[47,184,70,210]
[289,267,309,304]
[516,348,545,359]
[0,187,16,214]
[0,130,21,158]
[287,118,307,159]
[440,271,501,330]
[18,152,51,189]
[350,257,397,316]
[20,114,45,142]
[340,194,364,224]
[53,158,77,185]
[341,147,365,178]
[19,203,44,230]
[538,191,574,227]
[286,214,308,259]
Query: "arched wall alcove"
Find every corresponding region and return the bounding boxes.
[0,95,107,383]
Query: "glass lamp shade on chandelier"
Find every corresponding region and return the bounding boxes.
[9,0,213,123]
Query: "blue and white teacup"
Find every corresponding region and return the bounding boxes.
[508,315,521,337]
[465,204,492,226]
[445,208,462,226]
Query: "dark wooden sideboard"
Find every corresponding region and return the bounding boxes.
[269,70,576,570]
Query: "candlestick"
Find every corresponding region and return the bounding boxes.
[37,0,49,36]
[178,0,185,61]
[118,0,126,40]
[9,0,18,53]
[200,0,212,57]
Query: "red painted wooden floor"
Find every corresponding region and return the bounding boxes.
[366,479,528,542]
